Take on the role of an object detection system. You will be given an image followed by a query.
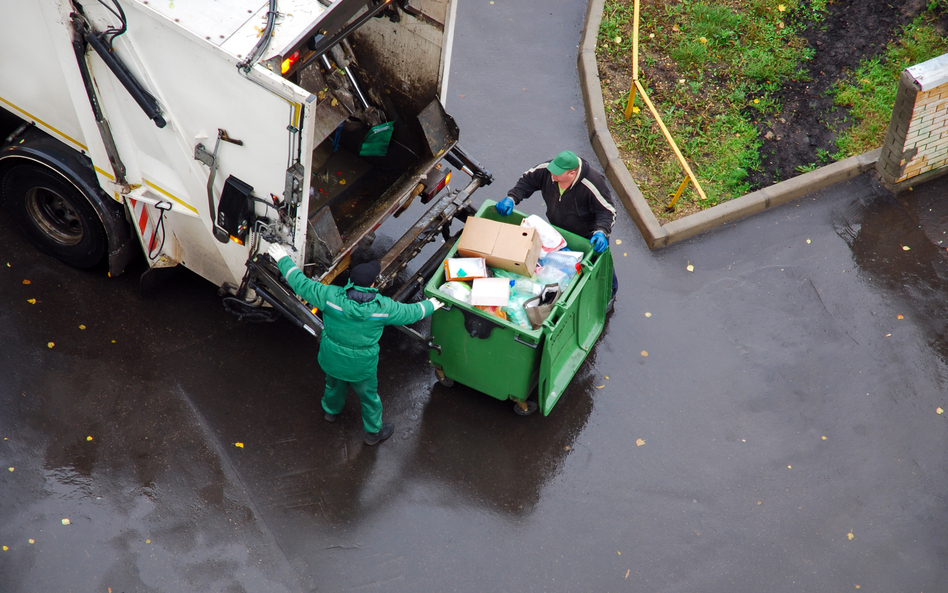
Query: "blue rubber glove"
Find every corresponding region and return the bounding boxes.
[590,231,608,253]
[495,196,514,216]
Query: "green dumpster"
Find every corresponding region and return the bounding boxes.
[424,200,613,415]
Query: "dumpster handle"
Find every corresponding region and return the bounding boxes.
[513,334,539,349]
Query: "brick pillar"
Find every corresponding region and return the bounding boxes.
[876,54,948,192]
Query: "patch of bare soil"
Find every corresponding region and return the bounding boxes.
[750,0,928,188]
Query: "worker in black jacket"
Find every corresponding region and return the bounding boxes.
[496,150,618,301]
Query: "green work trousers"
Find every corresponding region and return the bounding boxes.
[322,373,382,434]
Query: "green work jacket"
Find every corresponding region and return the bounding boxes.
[277,256,435,382]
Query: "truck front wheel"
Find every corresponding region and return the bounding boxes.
[3,164,107,268]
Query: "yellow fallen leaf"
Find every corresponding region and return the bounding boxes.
[339,179,346,185]
[7,467,13,472]
[624,569,630,579]
[47,342,55,348]
[61,518,70,525]
[644,312,651,317]
[79,325,86,330]
[885,333,891,337]
[777,4,786,11]
[686,264,694,272]
[86,436,93,441]
[2,546,7,551]
[565,446,569,450]
[235,442,244,448]
[22,279,30,284]
[635,438,646,447]
[897,314,904,320]
[788,465,792,469]
[146,539,151,544]
[596,385,605,389]
[937,407,944,414]
[615,239,622,245]
[617,551,621,555]
[847,531,854,540]
[605,376,609,380]
[902,245,910,251]
[699,37,708,44]
[614,36,622,44]
[855,586,860,590]
[641,350,648,357]
[757,501,762,505]
[623,252,627,256]
[821,435,827,440]
[806,238,811,244]
[753,99,759,104]
[27,298,36,304]
[631,106,640,114]
[672,24,680,32]
[111,340,116,343]
[28,539,34,544]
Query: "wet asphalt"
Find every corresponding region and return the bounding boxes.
[2,1,948,592]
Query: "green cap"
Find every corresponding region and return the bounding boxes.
[547,150,579,176]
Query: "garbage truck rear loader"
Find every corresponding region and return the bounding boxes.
[0,0,491,335]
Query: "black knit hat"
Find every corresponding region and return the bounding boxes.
[350,260,381,287]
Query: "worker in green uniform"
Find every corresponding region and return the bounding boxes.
[268,244,443,445]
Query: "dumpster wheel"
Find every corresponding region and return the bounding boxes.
[513,400,538,416]
[434,368,454,388]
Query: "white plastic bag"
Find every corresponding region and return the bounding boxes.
[520,214,566,254]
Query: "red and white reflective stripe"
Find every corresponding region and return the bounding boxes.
[128,198,160,253]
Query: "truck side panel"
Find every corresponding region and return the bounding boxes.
[84,2,311,285]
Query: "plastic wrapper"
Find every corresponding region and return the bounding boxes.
[438,281,472,303]
[475,305,507,320]
[521,214,567,253]
[503,292,533,329]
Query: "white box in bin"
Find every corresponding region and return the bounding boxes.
[444,257,487,281]
[470,278,511,307]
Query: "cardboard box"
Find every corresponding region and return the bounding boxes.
[457,217,541,276]
[470,277,511,307]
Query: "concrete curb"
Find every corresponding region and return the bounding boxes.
[578,0,881,249]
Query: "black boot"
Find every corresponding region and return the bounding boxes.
[364,422,394,445]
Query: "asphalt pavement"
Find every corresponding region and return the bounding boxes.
[2,1,948,592]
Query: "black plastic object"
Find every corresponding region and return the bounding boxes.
[81,27,166,128]
[217,176,253,241]
[461,307,502,339]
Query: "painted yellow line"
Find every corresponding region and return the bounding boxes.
[270,92,302,128]
[0,96,87,150]
[143,179,199,215]
[94,166,115,181]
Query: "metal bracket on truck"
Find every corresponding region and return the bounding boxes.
[235,253,325,338]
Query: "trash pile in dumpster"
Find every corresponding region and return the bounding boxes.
[437,214,583,330]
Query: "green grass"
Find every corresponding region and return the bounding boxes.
[832,12,948,157]
[597,0,822,213]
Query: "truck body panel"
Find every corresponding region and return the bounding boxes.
[1,0,474,305]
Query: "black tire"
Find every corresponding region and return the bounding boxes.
[2,164,107,268]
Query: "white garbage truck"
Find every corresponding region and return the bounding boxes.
[0,0,491,337]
